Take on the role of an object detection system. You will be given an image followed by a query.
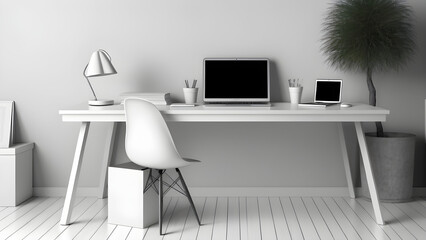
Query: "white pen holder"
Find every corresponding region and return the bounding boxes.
[183,88,198,104]
[289,87,303,104]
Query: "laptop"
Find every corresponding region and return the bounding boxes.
[298,79,342,107]
[203,58,271,107]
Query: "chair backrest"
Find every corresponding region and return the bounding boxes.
[124,98,182,169]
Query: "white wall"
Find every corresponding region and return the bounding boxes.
[0,0,425,189]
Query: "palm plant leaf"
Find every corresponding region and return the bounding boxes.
[322,0,415,72]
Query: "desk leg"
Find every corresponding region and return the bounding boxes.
[337,123,355,198]
[98,122,117,198]
[60,122,90,225]
[354,122,384,225]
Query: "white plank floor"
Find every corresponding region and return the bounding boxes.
[1,197,426,239]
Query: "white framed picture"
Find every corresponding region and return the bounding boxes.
[0,101,14,148]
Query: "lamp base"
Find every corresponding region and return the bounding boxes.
[88,99,114,106]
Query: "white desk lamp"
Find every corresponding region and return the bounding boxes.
[83,49,117,106]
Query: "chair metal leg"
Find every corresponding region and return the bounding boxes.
[159,170,164,235]
[176,168,201,225]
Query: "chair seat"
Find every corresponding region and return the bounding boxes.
[137,157,200,170]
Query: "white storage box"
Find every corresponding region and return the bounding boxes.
[108,162,158,228]
[0,143,34,206]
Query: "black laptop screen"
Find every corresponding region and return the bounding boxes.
[204,59,269,100]
[315,81,342,102]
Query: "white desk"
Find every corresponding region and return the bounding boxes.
[59,102,389,225]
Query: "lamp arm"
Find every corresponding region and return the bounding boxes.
[83,64,98,100]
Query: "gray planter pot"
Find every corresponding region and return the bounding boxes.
[361,132,416,202]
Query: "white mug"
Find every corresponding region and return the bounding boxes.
[289,87,303,104]
[183,88,198,104]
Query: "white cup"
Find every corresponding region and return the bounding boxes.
[183,88,198,104]
[289,87,303,104]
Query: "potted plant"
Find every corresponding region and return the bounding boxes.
[322,0,416,202]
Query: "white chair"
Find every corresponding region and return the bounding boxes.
[124,98,201,235]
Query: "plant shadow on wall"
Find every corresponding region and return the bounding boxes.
[321,0,417,202]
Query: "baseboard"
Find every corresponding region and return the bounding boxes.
[413,188,426,196]
[32,187,352,197]
[33,187,426,198]
[355,187,426,198]
[176,187,352,197]
[33,187,100,197]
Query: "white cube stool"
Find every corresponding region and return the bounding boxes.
[108,162,158,228]
[0,143,34,206]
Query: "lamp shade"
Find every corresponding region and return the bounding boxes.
[84,49,117,77]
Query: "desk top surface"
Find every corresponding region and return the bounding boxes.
[59,102,389,122]
[60,102,388,114]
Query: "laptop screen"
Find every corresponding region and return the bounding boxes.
[314,80,342,102]
[203,58,270,103]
